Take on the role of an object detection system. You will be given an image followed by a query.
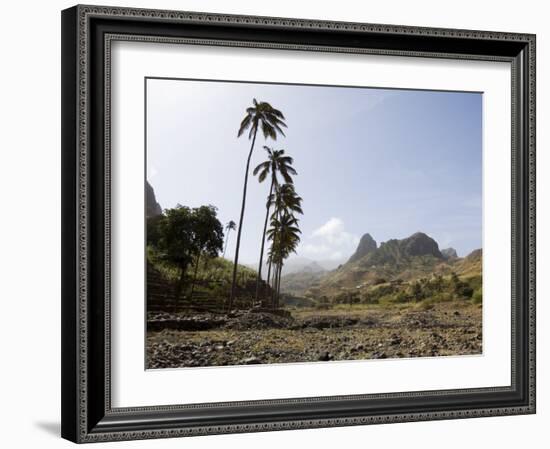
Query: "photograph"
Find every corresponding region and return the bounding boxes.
[145,78,483,369]
[58,4,537,443]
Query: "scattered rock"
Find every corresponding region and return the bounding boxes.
[240,356,262,365]
[146,302,482,369]
[389,335,402,345]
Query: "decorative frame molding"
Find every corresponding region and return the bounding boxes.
[61,4,536,443]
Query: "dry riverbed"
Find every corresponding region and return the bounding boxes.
[146,301,482,369]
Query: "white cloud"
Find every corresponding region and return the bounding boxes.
[300,218,359,261]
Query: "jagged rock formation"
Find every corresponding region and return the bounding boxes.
[399,232,443,259]
[146,180,162,217]
[441,248,458,260]
[347,233,377,264]
[278,230,483,299]
[305,232,457,297]
[358,232,443,268]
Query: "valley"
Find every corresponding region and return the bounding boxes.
[147,230,482,368]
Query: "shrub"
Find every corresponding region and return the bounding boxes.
[467,275,482,291]
[409,281,425,301]
[456,284,474,299]
[472,289,482,304]
[389,291,409,304]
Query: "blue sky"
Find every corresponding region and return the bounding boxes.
[146,78,482,265]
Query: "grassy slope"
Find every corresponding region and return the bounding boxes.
[281,250,482,308]
[147,245,256,289]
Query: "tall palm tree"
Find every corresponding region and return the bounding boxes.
[266,183,303,306]
[270,183,303,219]
[223,220,236,258]
[267,212,301,307]
[253,147,297,303]
[228,100,287,312]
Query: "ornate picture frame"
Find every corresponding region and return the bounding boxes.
[61,4,536,443]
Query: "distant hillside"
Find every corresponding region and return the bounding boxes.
[280,257,340,274]
[280,231,481,299]
[441,247,458,260]
[454,249,482,277]
[279,268,327,296]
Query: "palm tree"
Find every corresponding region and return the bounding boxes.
[265,183,303,306]
[253,147,297,303]
[228,100,287,312]
[223,220,236,258]
[270,183,303,219]
[267,212,301,307]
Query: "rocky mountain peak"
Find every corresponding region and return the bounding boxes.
[399,232,443,259]
[347,233,377,264]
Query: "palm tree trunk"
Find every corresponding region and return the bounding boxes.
[189,252,201,301]
[222,229,231,258]
[275,264,280,308]
[270,263,277,308]
[228,128,258,312]
[265,259,272,306]
[254,180,275,303]
[276,263,283,308]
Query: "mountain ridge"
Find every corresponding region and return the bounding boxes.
[281,231,481,298]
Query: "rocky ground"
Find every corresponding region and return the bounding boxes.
[146,301,482,369]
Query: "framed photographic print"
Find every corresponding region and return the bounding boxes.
[61,4,536,443]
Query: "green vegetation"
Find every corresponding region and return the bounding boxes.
[148,245,256,283]
[299,272,481,310]
[148,204,224,311]
[472,288,483,304]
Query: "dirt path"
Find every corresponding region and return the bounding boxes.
[146,301,482,369]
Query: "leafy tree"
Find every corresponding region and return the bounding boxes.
[188,205,224,301]
[229,99,287,312]
[156,206,196,311]
[253,147,297,302]
[156,205,223,311]
[146,214,164,248]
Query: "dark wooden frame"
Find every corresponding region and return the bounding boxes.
[61,4,536,443]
